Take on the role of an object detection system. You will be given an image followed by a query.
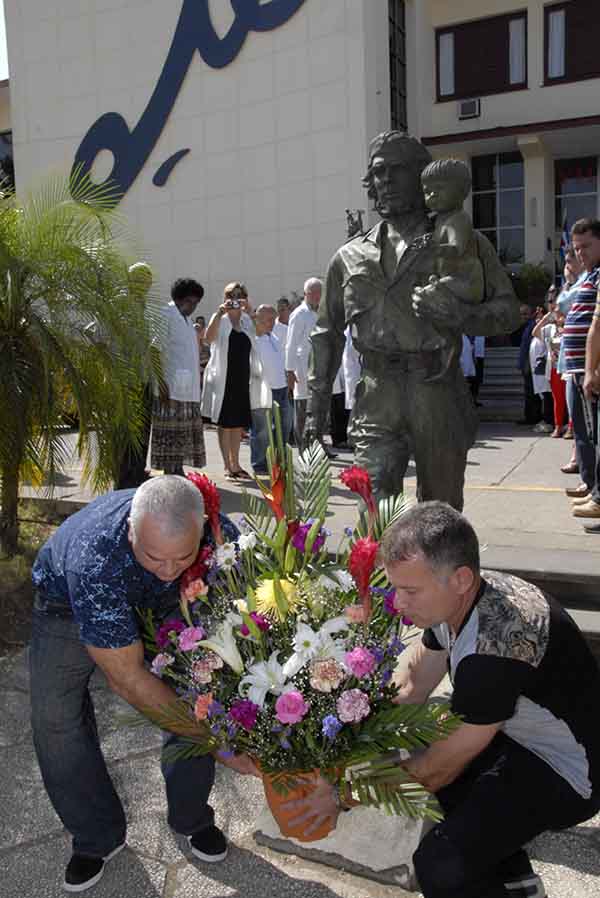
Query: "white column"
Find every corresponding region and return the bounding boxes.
[517,134,554,268]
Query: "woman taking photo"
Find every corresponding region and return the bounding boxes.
[201,282,268,480]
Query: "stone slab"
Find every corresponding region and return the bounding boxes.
[253,804,428,891]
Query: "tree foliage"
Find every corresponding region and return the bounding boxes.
[0,172,162,555]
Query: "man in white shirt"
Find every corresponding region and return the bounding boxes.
[273,297,290,345]
[285,277,322,450]
[252,305,292,474]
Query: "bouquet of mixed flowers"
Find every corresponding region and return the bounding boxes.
[138,409,459,841]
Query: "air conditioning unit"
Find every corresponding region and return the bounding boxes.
[458,98,481,120]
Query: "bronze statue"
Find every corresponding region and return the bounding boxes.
[306,131,520,511]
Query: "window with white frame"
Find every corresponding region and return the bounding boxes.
[436,11,527,101]
[472,152,525,266]
[545,1,600,84]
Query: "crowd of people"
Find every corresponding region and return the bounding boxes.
[139,274,360,487]
[513,218,600,534]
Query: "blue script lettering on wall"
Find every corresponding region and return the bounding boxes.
[72,0,307,202]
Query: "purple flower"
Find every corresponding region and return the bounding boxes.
[240,612,271,637]
[322,715,342,740]
[387,638,406,656]
[156,618,186,649]
[380,669,393,686]
[383,589,400,616]
[344,526,354,538]
[229,699,260,732]
[370,646,385,665]
[208,700,225,719]
[291,520,326,554]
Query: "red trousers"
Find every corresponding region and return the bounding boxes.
[550,368,567,428]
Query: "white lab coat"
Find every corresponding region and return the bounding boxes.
[201,313,270,422]
[155,302,201,403]
[343,327,361,410]
[284,301,317,400]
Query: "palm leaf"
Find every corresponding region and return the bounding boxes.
[294,441,331,521]
[355,493,414,541]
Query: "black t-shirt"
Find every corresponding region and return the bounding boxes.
[423,570,600,799]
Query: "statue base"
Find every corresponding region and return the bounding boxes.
[253,804,431,891]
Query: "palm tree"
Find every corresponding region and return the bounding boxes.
[0,174,161,556]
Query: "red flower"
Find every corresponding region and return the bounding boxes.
[265,463,286,521]
[348,537,379,622]
[186,472,222,544]
[340,466,377,519]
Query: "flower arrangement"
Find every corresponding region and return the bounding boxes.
[138,409,459,840]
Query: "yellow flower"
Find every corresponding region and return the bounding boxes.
[255,578,298,621]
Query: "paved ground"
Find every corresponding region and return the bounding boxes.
[5,420,599,897]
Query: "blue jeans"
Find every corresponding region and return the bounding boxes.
[30,607,215,858]
[250,388,292,470]
[568,375,597,491]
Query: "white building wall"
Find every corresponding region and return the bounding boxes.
[5,0,390,312]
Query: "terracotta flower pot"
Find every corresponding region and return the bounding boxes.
[262,769,335,843]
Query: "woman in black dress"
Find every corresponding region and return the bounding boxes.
[203,283,254,480]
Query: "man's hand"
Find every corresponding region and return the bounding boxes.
[412,279,466,330]
[216,752,261,777]
[583,371,600,401]
[281,774,340,836]
[286,371,297,392]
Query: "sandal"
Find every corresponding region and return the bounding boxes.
[224,471,239,481]
[232,468,251,479]
[561,462,579,474]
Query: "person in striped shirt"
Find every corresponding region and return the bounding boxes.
[562,220,600,520]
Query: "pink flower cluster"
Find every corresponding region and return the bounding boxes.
[275,690,310,724]
[345,647,376,679]
[192,652,224,685]
[178,626,206,652]
[150,653,174,677]
[336,688,371,723]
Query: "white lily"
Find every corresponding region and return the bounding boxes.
[282,617,349,678]
[239,651,289,708]
[199,614,244,675]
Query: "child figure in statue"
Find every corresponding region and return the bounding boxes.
[415,158,485,377]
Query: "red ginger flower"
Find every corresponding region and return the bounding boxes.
[340,466,377,521]
[348,536,379,622]
[264,463,286,521]
[186,472,222,544]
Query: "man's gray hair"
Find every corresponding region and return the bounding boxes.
[304,277,322,295]
[381,502,480,576]
[130,475,205,537]
[256,304,276,316]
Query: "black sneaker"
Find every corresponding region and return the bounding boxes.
[64,843,126,893]
[188,825,228,863]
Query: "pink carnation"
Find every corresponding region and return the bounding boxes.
[155,618,186,649]
[336,688,371,724]
[180,577,209,603]
[178,626,206,652]
[345,647,377,679]
[192,652,223,684]
[309,658,346,693]
[275,690,310,725]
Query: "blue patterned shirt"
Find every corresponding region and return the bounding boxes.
[32,489,238,649]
